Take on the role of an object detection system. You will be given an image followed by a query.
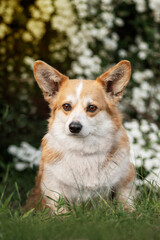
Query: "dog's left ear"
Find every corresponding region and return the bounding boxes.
[34,60,68,102]
[96,60,131,102]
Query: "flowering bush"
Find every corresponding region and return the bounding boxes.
[1,0,160,120]
[125,119,160,187]
[1,0,160,186]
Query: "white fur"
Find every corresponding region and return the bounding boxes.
[83,97,94,107]
[76,81,83,100]
[41,133,130,206]
[65,95,77,106]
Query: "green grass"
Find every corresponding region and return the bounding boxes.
[0,182,160,240]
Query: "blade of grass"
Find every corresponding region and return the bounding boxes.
[2,105,9,120]
[0,186,6,203]
[0,192,13,212]
[4,164,10,183]
[21,208,35,219]
[96,192,115,213]
[35,194,44,209]
[15,182,21,202]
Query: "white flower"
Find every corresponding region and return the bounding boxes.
[51,0,76,33]
[130,120,140,130]
[149,0,160,22]
[133,144,142,154]
[135,158,143,168]
[140,150,151,159]
[145,169,160,188]
[154,144,160,152]
[0,23,10,39]
[23,56,34,69]
[29,6,41,19]
[141,82,150,91]
[84,49,92,57]
[21,73,29,79]
[140,123,150,133]
[130,128,142,139]
[27,19,45,39]
[7,65,13,72]
[101,0,112,4]
[84,68,91,76]
[144,159,154,171]
[15,162,28,171]
[132,69,154,84]
[144,69,154,79]
[129,45,138,53]
[118,49,127,58]
[150,101,159,111]
[132,87,147,112]
[132,71,144,83]
[72,63,83,75]
[97,28,109,39]
[152,158,160,168]
[104,38,118,51]
[22,31,33,42]
[139,42,148,51]
[138,138,145,146]
[115,18,124,27]
[151,123,159,132]
[138,51,147,60]
[133,0,146,12]
[35,0,54,21]
[8,145,18,155]
[124,122,133,130]
[148,133,158,142]
[101,12,114,24]
[112,32,119,41]
[135,179,143,186]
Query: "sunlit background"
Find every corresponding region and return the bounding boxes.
[0,0,160,201]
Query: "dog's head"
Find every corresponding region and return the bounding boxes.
[34,60,131,153]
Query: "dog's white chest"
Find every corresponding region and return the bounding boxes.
[41,151,128,204]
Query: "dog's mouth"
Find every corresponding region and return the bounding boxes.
[68,132,86,138]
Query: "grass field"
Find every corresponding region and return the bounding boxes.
[0,180,160,240]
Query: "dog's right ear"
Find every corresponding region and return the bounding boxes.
[34,60,68,102]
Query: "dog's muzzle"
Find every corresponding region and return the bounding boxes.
[69,121,82,134]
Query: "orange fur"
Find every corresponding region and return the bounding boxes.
[24,163,45,211]
[41,137,62,164]
[102,128,129,169]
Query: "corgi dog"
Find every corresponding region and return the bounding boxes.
[26,60,135,212]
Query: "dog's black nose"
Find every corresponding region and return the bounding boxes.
[69,122,82,134]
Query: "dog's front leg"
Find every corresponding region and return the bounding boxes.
[41,191,70,215]
[116,163,136,211]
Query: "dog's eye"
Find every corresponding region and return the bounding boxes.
[62,103,72,111]
[87,105,97,112]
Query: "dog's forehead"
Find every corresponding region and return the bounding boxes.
[59,79,105,102]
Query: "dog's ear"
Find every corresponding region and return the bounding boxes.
[96,60,131,103]
[34,60,68,102]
